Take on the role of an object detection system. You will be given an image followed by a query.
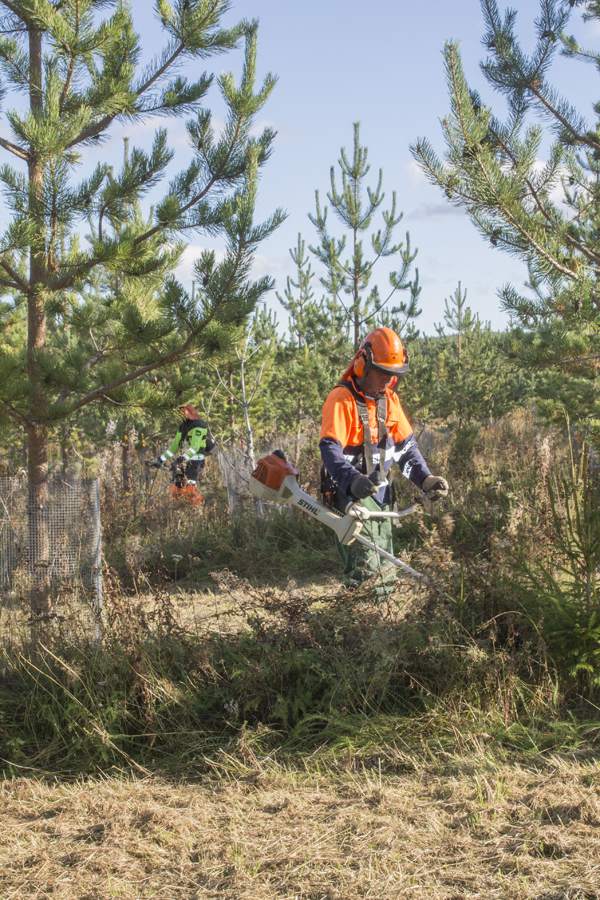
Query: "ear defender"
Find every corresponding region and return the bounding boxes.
[353,344,372,379]
[353,351,366,378]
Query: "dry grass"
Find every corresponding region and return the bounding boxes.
[1,755,599,899]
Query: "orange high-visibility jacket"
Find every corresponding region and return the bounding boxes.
[319,378,431,507]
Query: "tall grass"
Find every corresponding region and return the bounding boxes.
[0,567,594,778]
[1,411,599,777]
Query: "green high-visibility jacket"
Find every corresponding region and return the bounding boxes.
[160,418,215,464]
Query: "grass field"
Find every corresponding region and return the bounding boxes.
[2,550,599,899]
[2,752,599,899]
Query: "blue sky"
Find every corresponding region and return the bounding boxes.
[3,1,598,334]
[189,0,596,333]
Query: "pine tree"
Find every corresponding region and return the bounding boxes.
[277,234,318,350]
[274,234,349,456]
[0,1,283,621]
[411,0,599,443]
[309,122,422,350]
[406,284,530,472]
[432,283,526,432]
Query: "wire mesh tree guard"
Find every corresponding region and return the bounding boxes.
[0,475,103,622]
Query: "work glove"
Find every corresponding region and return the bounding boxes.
[421,475,449,501]
[350,473,379,500]
[368,469,387,487]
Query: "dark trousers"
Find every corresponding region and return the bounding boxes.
[336,496,397,597]
[185,459,205,483]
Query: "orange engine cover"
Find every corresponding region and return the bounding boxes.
[169,484,204,507]
[252,452,299,492]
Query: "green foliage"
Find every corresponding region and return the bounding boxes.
[0,575,574,776]
[411,0,599,434]
[516,441,600,692]
[309,122,422,349]
[0,2,283,449]
[407,283,531,437]
[2,409,600,774]
[107,501,338,583]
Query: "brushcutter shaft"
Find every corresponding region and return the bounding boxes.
[354,534,426,581]
[249,451,426,582]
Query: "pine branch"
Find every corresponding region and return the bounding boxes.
[58,0,80,114]
[0,396,30,425]
[0,134,27,159]
[63,326,206,417]
[449,43,579,279]
[0,256,27,290]
[529,82,600,151]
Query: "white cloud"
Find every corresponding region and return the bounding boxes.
[110,115,191,152]
[251,252,289,282]
[174,246,287,289]
[175,243,202,283]
[532,158,569,207]
[171,246,291,336]
[249,118,278,138]
[410,202,465,220]
[583,16,600,36]
[175,243,226,285]
[405,158,427,184]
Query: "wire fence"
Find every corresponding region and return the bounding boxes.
[0,476,102,610]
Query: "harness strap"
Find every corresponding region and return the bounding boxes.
[337,381,388,477]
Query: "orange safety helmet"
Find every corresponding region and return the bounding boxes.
[352,327,409,378]
[178,403,201,421]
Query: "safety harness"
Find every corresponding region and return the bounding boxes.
[338,380,388,479]
[321,381,389,508]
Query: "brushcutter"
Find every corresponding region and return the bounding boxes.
[145,455,204,507]
[250,451,425,582]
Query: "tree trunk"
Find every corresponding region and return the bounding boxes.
[121,428,137,516]
[60,429,69,476]
[27,25,51,627]
[228,367,236,442]
[121,429,136,493]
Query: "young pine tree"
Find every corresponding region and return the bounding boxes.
[274,234,349,455]
[0,1,283,621]
[309,122,422,350]
[411,0,599,444]
[434,283,526,429]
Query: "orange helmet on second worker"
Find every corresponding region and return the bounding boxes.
[355,327,409,377]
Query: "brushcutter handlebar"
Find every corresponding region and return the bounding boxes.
[250,451,426,581]
[346,503,419,522]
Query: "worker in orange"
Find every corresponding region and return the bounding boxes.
[320,327,448,593]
